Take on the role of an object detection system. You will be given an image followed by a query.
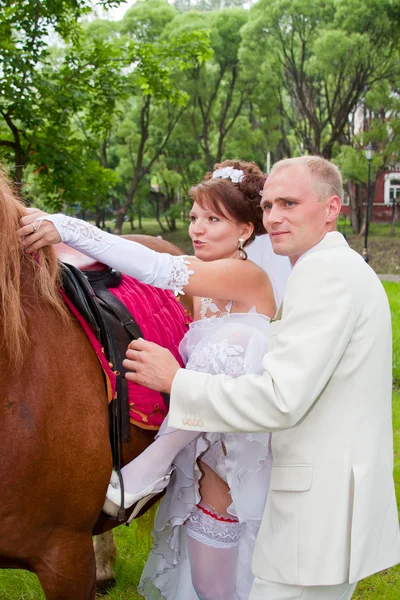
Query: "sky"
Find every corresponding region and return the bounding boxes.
[92,1,254,21]
[94,1,137,21]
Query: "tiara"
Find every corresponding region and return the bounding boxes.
[212,166,244,184]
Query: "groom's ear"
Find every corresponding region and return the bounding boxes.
[326,195,341,223]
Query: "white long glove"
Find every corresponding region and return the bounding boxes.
[45,214,193,295]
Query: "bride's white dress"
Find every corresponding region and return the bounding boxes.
[138,308,272,600]
[39,214,286,598]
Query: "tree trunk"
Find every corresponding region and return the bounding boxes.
[359,181,376,236]
[114,209,125,235]
[95,209,102,228]
[390,201,398,236]
[349,182,362,234]
[2,112,25,193]
[165,215,176,232]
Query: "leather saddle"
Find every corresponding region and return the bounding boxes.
[55,243,158,472]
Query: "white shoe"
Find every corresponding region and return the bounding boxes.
[102,469,173,522]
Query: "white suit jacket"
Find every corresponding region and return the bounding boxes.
[168,232,400,586]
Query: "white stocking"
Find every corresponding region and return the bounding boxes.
[185,504,240,600]
[121,426,199,494]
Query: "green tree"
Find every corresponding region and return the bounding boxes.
[0,0,123,188]
[241,0,400,159]
[334,79,400,233]
[165,7,258,171]
[101,0,212,233]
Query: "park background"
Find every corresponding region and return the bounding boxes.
[0,0,399,598]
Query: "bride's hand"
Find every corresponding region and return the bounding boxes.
[18,209,62,252]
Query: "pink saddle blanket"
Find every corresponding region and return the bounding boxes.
[62,273,190,430]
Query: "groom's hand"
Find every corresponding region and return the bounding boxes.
[123,338,181,394]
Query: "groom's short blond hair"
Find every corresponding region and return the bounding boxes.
[269,156,343,202]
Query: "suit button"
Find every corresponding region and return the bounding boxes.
[182,418,188,425]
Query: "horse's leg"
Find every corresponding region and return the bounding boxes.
[33,532,96,600]
[94,531,118,594]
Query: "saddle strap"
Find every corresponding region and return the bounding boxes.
[87,277,139,451]
[91,281,144,341]
[89,274,171,410]
[61,263,110,353]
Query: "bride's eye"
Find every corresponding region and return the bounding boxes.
[189,215,197,222]
[209,216,220,223]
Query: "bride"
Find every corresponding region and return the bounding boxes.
[19,159,291,599]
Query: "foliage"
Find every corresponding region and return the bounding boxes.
[241,0,400,159]
[1,0,399,232]
[0,0,124,184]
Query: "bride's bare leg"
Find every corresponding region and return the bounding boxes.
[198,461,232,513]
[185,462,240,600]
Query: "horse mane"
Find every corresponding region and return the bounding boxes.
[0,165,68,369]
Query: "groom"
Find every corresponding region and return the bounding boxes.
[124,156,400,599]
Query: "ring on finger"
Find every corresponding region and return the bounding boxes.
[31,222,38,233]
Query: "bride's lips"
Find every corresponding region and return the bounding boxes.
[193,240,206,247]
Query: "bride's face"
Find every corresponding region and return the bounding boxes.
[189,201,252,262]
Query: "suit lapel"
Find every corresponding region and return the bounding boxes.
[298,232,349,262]
[271,233,348,322]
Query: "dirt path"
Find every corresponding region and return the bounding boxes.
[378,274,400,282]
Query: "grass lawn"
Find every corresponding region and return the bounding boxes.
[0,281,399,599]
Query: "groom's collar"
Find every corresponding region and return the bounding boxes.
[273,232,348,321]
[295,231,348,266]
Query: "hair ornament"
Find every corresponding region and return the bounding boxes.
[212,166,244,184]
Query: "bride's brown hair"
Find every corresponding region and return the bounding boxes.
[189,160,266,247]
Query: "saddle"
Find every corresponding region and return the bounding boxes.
[57,245,170,472]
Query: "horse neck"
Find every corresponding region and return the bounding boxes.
[0,248,66,371]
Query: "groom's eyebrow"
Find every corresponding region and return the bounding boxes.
[260,196,298,208]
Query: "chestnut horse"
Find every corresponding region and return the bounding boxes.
[0,174,190,599]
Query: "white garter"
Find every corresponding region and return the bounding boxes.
[185,504,240,549]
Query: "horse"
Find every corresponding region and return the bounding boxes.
[0,171,191,599]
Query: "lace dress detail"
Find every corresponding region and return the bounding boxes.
[139,311,273,600]
[167,256,195,296]
[199,297,233,320]
[57,215,104,242]
[200,297,213,319]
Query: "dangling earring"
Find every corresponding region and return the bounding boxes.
[238,237,246,260]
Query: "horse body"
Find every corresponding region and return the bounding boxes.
[0,201,190,598]
[0,257,112,598]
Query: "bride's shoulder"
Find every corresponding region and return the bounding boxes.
[241,257,272,287]
[247,258,270,277]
